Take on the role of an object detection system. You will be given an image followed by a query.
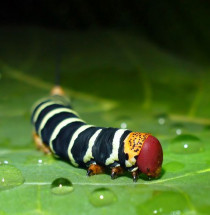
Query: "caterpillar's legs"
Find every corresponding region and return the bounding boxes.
[87,164,104,176]
[33,132,51,154]
[132,170,139,182]
[111,166,124,179]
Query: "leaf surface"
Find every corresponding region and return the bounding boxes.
[0,27,210,215]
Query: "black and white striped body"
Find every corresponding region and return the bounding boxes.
[31,95,138,171]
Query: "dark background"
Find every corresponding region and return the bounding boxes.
[1,0,210,62]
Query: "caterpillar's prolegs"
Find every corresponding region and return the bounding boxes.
[132,170,139,182]
[33,132,51,154]
[87,164,125,180]
[87,165,137,181]
[111,166,124,179]
[87,164,104,176]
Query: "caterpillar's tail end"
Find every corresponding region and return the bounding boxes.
[51,85,65,96]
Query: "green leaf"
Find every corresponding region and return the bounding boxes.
[0,27,210,215]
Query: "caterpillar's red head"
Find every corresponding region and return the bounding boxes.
[124,133,163,178]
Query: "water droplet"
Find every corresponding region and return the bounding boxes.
[176,129,182,135]
[25,156,54,165]
[170,123,185,136]
[158,118,165,125]
[0,164,24,191]
[0,73,2,80]
[137,190,193,215]
[89,188,117,207]
[0,160,9,165]
[51,178,73,195]
[156,114,168,125]
[120,122,127,129]
[115,115,131,128]
[169,134,204,154]
[3,160,9,164]
[164,161,185,172]
[38,159,43,164]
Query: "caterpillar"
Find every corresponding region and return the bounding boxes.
[31,86,163,182]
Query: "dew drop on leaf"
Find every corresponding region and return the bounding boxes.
[0,160,10,165]
[0,164,24,191]
[175,128,182,135]
[115,115,131,128]
[137,190,194,215]
[25,155,54,165]
[169,134,204,154]
[51,178,73,195]
[89,188,117,207]
[164,161,185,172]
[171,123,184,136]
[38,159,43,164]
[120,122,127,129]
[156,114,168,126]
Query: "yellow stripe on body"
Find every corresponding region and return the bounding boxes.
[33,101,64,123]
[83,129,103,163]
[105,129,127,166]
[38,107,78,136]
[49,118,84,153]
[68,125,94,166]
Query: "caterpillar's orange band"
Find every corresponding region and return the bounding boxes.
[124,132,151,166]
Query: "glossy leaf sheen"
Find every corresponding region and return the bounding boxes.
[0,27,210,215]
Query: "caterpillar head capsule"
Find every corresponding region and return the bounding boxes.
[136,135,163,178]
[124,133,163,178]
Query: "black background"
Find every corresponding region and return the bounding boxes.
[1,0,210,60]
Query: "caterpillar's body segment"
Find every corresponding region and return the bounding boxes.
[32,87,163,181]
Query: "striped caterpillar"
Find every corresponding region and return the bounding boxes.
[32,86,163,182]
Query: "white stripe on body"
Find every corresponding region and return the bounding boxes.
[33,101,65,123]
[38,107,79,136]
[105,129,127,166]
[83,129,103,163]
[49,118,84,153]
[68,125,94,167]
